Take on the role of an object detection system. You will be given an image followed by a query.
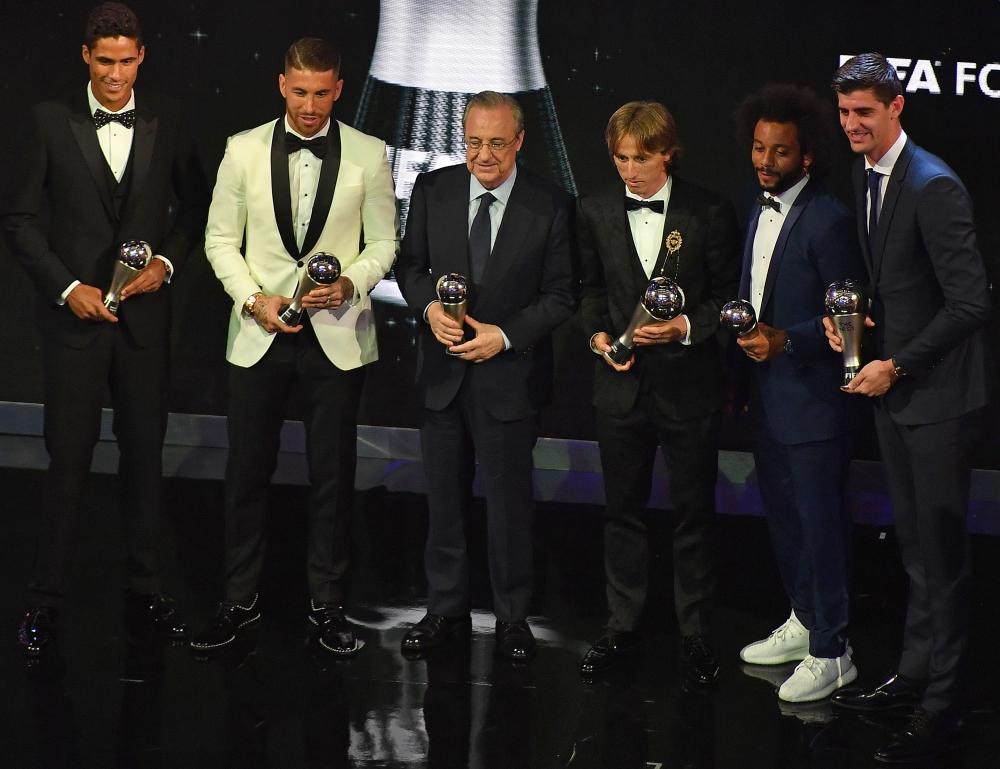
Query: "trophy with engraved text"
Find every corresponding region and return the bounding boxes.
[825,280,866,389]
[719,299,760,339]
[278,252,342,326]
[104,240,152,315]
[435,273,468,356]
[606,277,686,365]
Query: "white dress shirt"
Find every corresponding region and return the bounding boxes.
[749,173,810,316]
[865,130,908,231]
[623,177,690,344]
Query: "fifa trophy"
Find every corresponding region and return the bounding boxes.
[103,240,152,315]
[278,252,342,325]
[824,280,867,388]
[435,273,469,355]
[719,299,760,339]
[606,277,686,365]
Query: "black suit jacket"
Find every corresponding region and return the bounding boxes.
[579,178,740,419]
[737,179,866,444]
[857,140,989,425]
[396,163,576,421]
[2,88,208,348]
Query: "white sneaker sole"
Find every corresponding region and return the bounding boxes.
[778,662,858,703]
[739,642,810,666]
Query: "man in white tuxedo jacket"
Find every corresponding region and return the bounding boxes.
[192,37,398,656]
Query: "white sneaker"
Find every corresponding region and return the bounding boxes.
[739,611,810,665]
[778,650,857,703]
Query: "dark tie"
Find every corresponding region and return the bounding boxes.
[625,197,665,214]
[469,192,496,282]
[285,133,328,159]
[93,108,136,129]
[756,193,781,213]
[867,169,882,245]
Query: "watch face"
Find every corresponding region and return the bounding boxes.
[783,337,793,354]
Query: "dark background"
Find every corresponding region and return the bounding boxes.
[1,0,998,462]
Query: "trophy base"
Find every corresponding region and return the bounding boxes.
[278,306,304,326]
[103,298,120,316]
[839,367,861,390]
[445,335,466,356]
[606,340,634,365]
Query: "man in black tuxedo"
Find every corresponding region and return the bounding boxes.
[578,101,740,683]
[395,91,575,661]
[2,2,207,658]
[824,53,989,764]
[732,85,866,703]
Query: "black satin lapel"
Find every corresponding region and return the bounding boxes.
[68,113,115,220]
[269,119,299,260]
[604,200,647,289]
[121,110,156,222]
[653,208,692,282]
[300,123,342,257]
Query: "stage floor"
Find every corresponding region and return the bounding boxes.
[2,467,999,768]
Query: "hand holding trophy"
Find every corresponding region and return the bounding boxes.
[824,279,866,389]
[606,276,686,365]
[719,299,760,340]
[279,252,342,326]
[435,273,469,356]
[104,240,152,315]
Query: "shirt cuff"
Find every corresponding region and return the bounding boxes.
[153,254,173,283]
[58,280,81,305]
[500,329,511,351]
[423,300,438,322]
[679,314,692,346]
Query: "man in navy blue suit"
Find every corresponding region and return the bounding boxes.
[825,54,990,764]
[732,84,866,703]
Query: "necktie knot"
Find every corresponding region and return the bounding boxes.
[756,193,781,213]
[94,108,135,129]
[625,197,664,214]
[285,133,328,159]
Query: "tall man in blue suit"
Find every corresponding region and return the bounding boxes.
[733,85,866,703]
[825,54,990,764]
[395,91,575,662]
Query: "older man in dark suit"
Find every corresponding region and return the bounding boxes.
[2,2,207,658]
[578,101,740,684]
[395,90,575,662]
[732,84,866,703]
[825,53,990,764]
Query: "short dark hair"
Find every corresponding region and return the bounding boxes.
[736,84,835,176]
[284,37,341,75]
[831,53,902,105]
[463,91,525,134]
[84,2,142,48]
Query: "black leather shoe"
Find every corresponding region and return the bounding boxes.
[189,595,261,652]
[832,674,923,713]
[18,606,57,659]
[495,620,536,662]
[579,631,640,677]
[308,602,363,657]
[874,707,959,764]
[681,634,720,686]
[125,591,188,641]
[401,613,471,655]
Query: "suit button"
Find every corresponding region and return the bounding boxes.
[297,261,303,268]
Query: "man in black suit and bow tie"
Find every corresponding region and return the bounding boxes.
[824,53,990,764]
[192,37,398,657]
[578,101,740,683]
[395,91,575,661]
[2,2,207,658]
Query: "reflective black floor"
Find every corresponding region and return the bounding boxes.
[3,467,1000,768]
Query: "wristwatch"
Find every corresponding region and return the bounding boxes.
[242,291,263,318]
[782,335,794,356]
[891,358,907,380]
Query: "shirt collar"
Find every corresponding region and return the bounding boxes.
[763,173,810,213]
[284,115,332,141]
[865,130,907,176]
[624,175,672,206]
[470,163,518,206]
[87,83,135,116]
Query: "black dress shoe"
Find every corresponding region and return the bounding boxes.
[832,673,923,713]
[874,707,959,764]
[125,591,188,640]
[401,613,471,655]
[579,631,640,677]
[495,620,536,662]
[189,595,261,652]
[18,606,57,658]
[308,602,363,656]
[681,634,720,686]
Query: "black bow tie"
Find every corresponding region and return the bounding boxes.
[93,108,136,129]
[757,193,781,213]
[625,197,665,214]
[285,133,328,159]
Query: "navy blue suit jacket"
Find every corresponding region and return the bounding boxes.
[738,178,866,445]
